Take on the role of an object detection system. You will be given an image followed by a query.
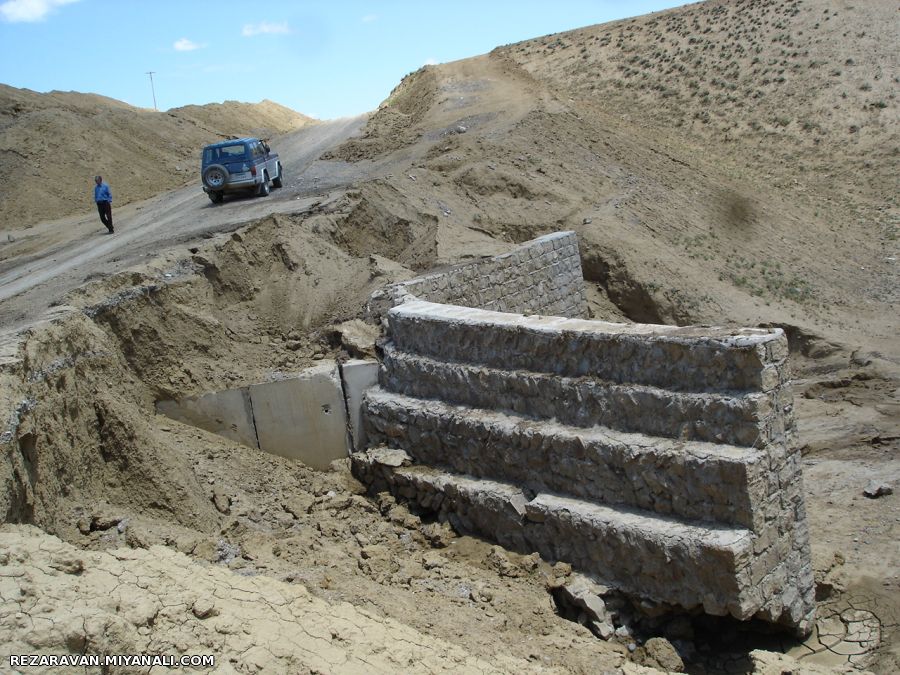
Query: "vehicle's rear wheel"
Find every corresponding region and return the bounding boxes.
[208,191,224,204]
[257,173,271,197]
[202,164,228,190]
[272,163,283,189]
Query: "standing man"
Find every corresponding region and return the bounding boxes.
[93,175,114,233]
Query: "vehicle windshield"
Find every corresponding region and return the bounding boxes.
[203,143,247,164]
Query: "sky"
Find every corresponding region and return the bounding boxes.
[0,0,687,119]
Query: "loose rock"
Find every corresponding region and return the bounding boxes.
[49,552,84,575]
[90,515,122,531]
[192,597,218,619]
[638,637,685,673]
[863,481,893,498]
[211,488,231,515]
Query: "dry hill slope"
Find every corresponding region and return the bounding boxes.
[169,98,313,139]
[329,0,897,356]
[0,85,314,228]
[507,0,898,210]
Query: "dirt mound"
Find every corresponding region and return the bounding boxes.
[323,66,440,161]
[169,98,313,139]
[1,310,220,536]
[0,85,314,228]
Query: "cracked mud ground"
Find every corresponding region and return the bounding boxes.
[0,525,533,674]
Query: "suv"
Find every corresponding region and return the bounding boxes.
[200,137,283,204]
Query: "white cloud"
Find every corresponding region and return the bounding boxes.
[361,14,377,23]
[173,37,204,52]
[242,21,290,37]
[0,0,79,23]
[424,57,438,66]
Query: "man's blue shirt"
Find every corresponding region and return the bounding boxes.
[94,183,112,203]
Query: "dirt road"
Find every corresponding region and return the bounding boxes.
[0,115,369,333]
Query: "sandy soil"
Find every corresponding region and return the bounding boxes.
[1,1,897,673]
[0,115,368,334]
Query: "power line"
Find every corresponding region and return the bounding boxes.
[146,71,157,111]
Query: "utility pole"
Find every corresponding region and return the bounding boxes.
[146,71,157,111]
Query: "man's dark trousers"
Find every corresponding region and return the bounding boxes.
[97,201,113,232]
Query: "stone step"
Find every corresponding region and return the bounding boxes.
[364,388,773,530]
[387,300,789,394]
[351,447,759,621]
[381,345,792,448]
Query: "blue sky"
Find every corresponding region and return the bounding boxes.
[0,0,686,119]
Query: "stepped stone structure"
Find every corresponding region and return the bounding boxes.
[352,232,815,635]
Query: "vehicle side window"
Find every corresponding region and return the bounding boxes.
[251,143,264,159]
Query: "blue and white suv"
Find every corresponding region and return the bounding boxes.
[200,137,283,204]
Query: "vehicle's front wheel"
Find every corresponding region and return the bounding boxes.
[208,191,224,204]
[257,173,271,197]
[272,163,283,189]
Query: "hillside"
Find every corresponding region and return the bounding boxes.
[507,0,898,211]
[168,98,313,139]
[329,0,897,355]
[0,85,314,228]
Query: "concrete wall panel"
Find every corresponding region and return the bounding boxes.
[155,388,257,448]
[248,364,349,470]
[340,359,380,452]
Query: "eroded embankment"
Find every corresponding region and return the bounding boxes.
[0,196,652,673]
[1,190,897,673]
[0,182,447,531]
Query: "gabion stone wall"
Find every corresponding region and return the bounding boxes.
[354,262,815,636]
[367,231,588,321]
